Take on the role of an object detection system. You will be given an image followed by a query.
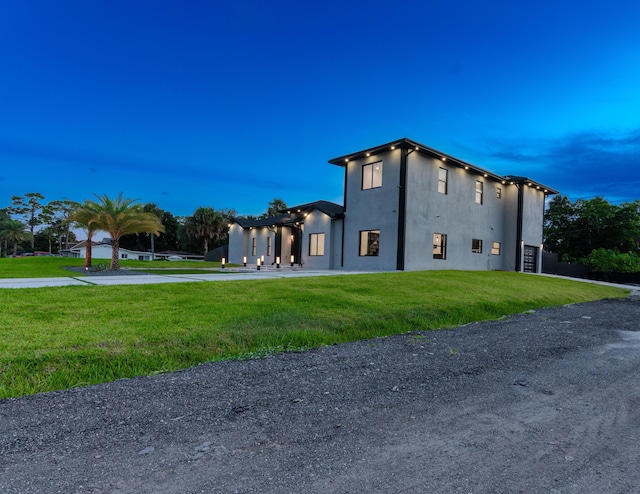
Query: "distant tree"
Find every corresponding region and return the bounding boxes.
[120,203,181,253]
[545,196,640,262]
[87,193,164,271]
[9,192,45,248]
[185,207,223,255]
[0,220,33,256]
[260,198,287,219]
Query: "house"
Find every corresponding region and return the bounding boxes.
[228,138,558,272]
[62,239,155,261]
[228,201,344,269]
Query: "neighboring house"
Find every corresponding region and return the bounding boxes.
[63,240,154,261]
[229,137,558,272]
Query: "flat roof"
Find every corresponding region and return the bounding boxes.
[328,137,558,195]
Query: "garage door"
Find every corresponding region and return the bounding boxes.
[523,245,538,273]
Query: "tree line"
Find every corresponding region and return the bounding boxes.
[544,195,640,272]
[1,192,287,270]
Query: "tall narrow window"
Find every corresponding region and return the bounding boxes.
[496,187,502,199]
[359,230,380,256]
[472,238,482,253]
[267,237,272,256]
[491,241,501,255]
[438,167,448,194]
[433,233,447,259]
[475,181,483,204]
[362,161,383,190]
[309,233,325,256]
[252,237,257,256]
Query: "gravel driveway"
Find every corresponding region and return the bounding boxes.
[1,296,639,493]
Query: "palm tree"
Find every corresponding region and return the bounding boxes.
[89,193,164,271]
[0,220,33,256]
[185,207,226,255]
[70,200,102,269]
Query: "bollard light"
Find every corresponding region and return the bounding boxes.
[276,256,280,268]
[256,258,261,271]
[243,256,247,267]
[221,257,226,269]
[290,255,295,267]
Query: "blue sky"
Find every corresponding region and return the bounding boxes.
[1,0,639,219]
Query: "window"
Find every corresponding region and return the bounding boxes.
[496,187,502,199]
[438,167,448,194]
[472,239,482,253]
[475,180,483,204]
[433,233,447,259]
[362,161,383,190]
[252,237,257,256]
[267,237,272,256]
[359,230,380,256]
[491,242,501,255]
[121,253,128,259]
[309,233,325,256]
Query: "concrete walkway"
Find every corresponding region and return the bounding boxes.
[0,268,372,289]
[0,269,638,291]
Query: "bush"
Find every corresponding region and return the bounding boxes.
[584,248,640,273]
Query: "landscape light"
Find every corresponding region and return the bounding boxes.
[221,257,226,269]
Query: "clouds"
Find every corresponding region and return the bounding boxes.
[480,129,640,203]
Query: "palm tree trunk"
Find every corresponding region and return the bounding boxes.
[84,237,93,269]
[110,238,120,271]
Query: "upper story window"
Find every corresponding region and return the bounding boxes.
[475,180,483,204]
[433,233,447,259]
[438,167,448,194]
[359,229,380,256]
[496,187,502,199]
[362,161,383,190]
[309,233,325,256]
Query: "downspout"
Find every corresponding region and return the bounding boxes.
[515,182,524,272]
[341,164,347,268]
[396,147,408,271]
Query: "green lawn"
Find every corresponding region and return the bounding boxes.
[0,269,628,399]
[0,257,225,278]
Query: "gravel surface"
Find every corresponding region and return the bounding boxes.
[1,296,639,493]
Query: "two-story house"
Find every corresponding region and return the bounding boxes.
[228,137,557,272]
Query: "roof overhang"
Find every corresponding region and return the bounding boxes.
[328,137,558,195]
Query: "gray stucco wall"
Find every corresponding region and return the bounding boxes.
[341,148,402,270]
[403,154,511,271]
[301,210,333,270]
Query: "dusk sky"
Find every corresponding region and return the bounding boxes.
[2,0,639,220]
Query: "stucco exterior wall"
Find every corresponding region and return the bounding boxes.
[341,148,402,270]
[403,154,510,271]
[301,210,333,270]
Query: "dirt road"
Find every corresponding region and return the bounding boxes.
[1,296,639,493]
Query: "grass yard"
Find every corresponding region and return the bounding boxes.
[0,270,628,398]
[0,256,224,278]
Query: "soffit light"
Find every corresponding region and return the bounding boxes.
[464,166,469,170]
[483,173,488,177]
[391,145,395,150]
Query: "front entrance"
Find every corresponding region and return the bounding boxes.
[523,245,538,273]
